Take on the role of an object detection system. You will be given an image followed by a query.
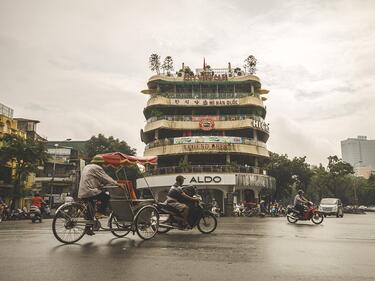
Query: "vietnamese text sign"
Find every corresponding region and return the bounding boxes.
[174,136,243,145]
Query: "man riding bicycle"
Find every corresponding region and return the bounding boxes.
[78,155,124,232]
[165,175,199,227]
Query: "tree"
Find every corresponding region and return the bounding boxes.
[244,55,257,74]
[161,56,174,75]
[85,134,136,159]
[327,155,354,176]
[85,134,138,180]
[266,153,295,202]
[177,66,194,77]
[0,134,49,207]
[149,53,161,74]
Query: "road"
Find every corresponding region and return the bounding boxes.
[1,213,375,281]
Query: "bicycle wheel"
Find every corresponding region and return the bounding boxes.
[109,213,131,238]
[197,213,217,234]
[52,203,87,244]
[135,205,159,240]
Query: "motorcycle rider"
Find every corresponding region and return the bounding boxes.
[294,189,309,216]
[166,175,199,227]
[31,192,45,214]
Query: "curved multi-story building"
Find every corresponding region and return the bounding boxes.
[137,61,275,215]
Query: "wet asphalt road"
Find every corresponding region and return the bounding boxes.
[1,214,375,281]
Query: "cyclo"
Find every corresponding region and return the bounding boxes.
[52,152,159,244]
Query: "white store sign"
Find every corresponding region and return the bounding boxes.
[137,173,236,189]
[172,99,240,106]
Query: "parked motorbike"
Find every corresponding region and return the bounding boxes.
[156,186,217,234]
[211,206,221,218]
[286,202,324,224]
[232,204,244,216]
[0,204,10,222]
[9,208,28,220]
[29,205,43,223]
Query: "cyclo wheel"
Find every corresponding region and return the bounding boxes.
[52,203,87,244]
[135,205,159,240]
[197,212,217,234]
[109,213,131,238]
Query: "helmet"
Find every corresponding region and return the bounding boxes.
[176,175,186,182]
[298,189,304,195]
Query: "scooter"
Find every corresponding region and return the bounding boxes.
[211,206,221,218]
[29,205,42,223]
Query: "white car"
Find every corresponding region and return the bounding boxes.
[319,198,344,218]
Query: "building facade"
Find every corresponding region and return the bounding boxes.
[341,136,375,178]
[137,61,275,215]
[0,103,42,207]
[35,143,86,206]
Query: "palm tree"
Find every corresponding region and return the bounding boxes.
[149,53,161,74]
[244,55,257,74]
[161,56,174,76]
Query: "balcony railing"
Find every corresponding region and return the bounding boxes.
[146,114,265,124]
[145,137,267,149]
[156,92,260,100]
[144,165,267,176]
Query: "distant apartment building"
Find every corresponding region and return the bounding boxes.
[341,136,375,178]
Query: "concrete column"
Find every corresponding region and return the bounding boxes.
[251,84,254,94]
[155,129,159,140]
[226,154,231,164]
[253,129,258,141]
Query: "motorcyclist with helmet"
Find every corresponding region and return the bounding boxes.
[294,189,310,217]
[166,175,199,227]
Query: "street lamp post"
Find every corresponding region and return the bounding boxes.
[50,143,59,209]
[353,160,363,209]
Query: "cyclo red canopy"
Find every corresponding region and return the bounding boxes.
[93,152,157,167]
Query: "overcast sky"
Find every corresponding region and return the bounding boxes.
[1,0,374,165]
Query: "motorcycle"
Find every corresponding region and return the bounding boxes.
[156,186,217,234]
[0,204,10,222]
[211,206,221,218]
[232,204,244,216]
[286,202,324,224]
[29,205,43,223]
[9,208,28,220]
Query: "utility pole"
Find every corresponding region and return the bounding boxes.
[50,143,58,209]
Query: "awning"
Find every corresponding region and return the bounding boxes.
[92,152,158,167]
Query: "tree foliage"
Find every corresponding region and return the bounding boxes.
[0,134,49,201]
[161,56,174,75]
[149,53,161,74]
[243,55,257,74]
[85,134,136,159]
[85,134,138,180]
[268,153,374,206]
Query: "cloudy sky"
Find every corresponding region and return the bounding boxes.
[1,0,374,165]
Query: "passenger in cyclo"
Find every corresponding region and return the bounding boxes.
[165,175,199,227]
[78,155,124,226]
